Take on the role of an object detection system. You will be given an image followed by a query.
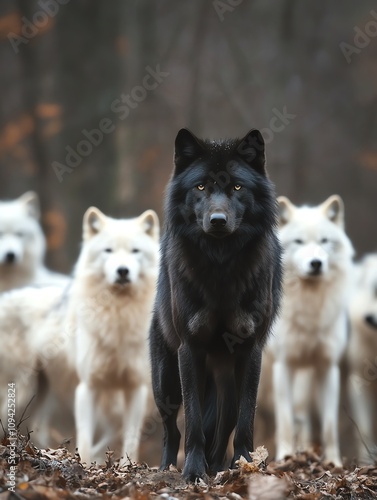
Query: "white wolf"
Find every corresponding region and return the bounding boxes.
[269,195,354,465]
[348,253,377,463]
[0,191,68,293]
[34,207,159,464]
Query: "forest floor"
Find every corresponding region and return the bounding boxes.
[0,433,377,499]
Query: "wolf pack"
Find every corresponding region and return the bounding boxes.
[0,129,376,481]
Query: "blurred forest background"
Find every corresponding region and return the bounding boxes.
[0,0,376,271]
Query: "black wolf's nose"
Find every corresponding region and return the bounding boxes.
[310,259,322,272]
[210,213,227,227]
[5,252,16,264]
[365,314,377,329]
[117,267,129,278]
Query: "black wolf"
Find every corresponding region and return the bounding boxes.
[150,128,282,482]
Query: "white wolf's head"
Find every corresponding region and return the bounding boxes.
[278,195,354,282]
[0,191,45,269]
[349,254,377,335]
[75,207,160,291]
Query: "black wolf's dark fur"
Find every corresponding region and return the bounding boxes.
[150,128,282,482]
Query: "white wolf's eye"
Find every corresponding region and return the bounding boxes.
[234,184,242,191]
[197,184,205,191]
[321,238,329,244]
[104,248,113,253]
[132,248,140,253]
[294,239,304,245]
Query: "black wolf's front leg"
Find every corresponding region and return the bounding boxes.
[178,343,208,482]
[232,344,262,466]
[150,319,182,469]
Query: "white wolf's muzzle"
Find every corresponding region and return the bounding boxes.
[0,235,24,265]
[293,243,329,279]
[103,251,142,287]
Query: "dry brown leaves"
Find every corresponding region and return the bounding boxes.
[0,435,376,499]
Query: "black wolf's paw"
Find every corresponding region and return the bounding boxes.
[159,462,177,471]
[208,463,225,476]
[231,450,251,469]
[182,454,208,483]
[182,469,209,484]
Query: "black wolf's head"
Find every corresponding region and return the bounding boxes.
[165,129,277,242]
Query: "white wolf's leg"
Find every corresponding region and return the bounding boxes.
[32,390,58,448]
[91,392,123,462]
[121,384,148,463]
[348,376,375,463]
[273,361,295,460]
[75,381,96,465]
[317,364,342,465]
[293,368,313,451]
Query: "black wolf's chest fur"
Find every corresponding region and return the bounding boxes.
[158,229,278,352]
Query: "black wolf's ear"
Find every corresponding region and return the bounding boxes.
[174,128,205,176]
[277,196,296,226]
[321,195,344,228]
[237,129,266,175]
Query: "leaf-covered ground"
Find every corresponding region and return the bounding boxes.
[0,434,376,499]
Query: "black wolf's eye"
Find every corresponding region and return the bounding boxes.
[321,238,329,244]
[234,184,242,191]
[197,184,205,191]
[132,248,140,253]
[104,248,113,253]
[294,239,304,245]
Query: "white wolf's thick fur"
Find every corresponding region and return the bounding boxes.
[347,253,377,463]
[0,191,68,293]
[0,285,64,422]
[269,195,354,465]
[72,207,159,464]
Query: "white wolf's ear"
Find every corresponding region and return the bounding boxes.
[321,195,344,228]
[83,207,107,239]
[18,191,40,219]
[277,196,295,226]
[174,128,205,176]
[138,210,160,241]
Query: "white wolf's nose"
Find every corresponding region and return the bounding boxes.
[310,259,322,274]
[117,267,129,279]
[365,314,377,329]
[5,251,16,264]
